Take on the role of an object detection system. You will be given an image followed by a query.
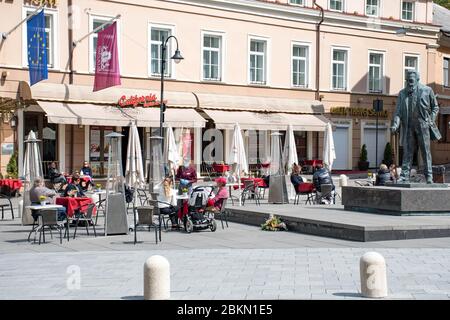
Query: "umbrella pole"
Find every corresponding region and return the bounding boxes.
[238,167,241,206]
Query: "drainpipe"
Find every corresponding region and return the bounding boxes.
[313,1,324,159]
[68,0,74,173]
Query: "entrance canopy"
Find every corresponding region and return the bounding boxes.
[203,110,327,131]
[20,82,206,128]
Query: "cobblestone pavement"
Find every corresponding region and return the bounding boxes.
[1,194,450,300]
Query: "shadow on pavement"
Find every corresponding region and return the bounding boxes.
[332,292,364,298]
[121,295,144,300]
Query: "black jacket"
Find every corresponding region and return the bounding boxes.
[290,174,304,190]
[80,167,93,177]
[48,167,62,181]
[375,169,391,186]
[312,168,334,192]
[64,183,85,197]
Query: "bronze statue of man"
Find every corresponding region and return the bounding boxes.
[390,70,441,184]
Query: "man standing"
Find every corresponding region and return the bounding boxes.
[390,70,441,184]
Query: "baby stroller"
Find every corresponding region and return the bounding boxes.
[184,185,217,233]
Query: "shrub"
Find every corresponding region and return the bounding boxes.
[359,144,368,162]
[383,142,393,166]
[6,151,18,179]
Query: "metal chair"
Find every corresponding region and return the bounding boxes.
[215,198,229,229]
[240,180,261,206]
[72,203,97,239]
[294,183,315,205]
[136,188,149,206]
[0,193,14,220]
[94,198,106,226]
[133,206,159,244]
[36,209,69,245]
[315,184,336,204]
[147,199,173,242]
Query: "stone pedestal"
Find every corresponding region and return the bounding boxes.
[342,185,450,215]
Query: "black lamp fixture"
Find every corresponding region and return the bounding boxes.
[9,114,17,128]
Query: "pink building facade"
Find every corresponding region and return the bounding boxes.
[0,0,442,177]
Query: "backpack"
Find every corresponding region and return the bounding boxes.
[124,185,135,203]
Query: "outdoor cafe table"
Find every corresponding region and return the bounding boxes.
[55,197,96,218]
[0,179,23,194]
[232,177,267,190]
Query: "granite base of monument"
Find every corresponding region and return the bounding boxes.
[342,185,450,216]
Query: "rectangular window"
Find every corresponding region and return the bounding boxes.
[150,26,172,77]
[404,55,418,86]
[202,34,222,81]
[89,126,114,177]
[402,1,414,21]
[90,17,113,73]
[444,58,450,87]
[289,0,304,5]
[26,11,54,68]
[330,0,344,12]
[249,39,267,85]
[292,45,308,87]
[368,52,383,93]
[366,0,380,17]
[332,49,348,90]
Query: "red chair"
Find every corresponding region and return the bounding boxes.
[294,183,315,205]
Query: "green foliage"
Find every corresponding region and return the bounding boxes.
[383,142,393,166]
[261,214,287,231]
[6,151,18,179]
[435,0,450,10]
[359,144,368,162]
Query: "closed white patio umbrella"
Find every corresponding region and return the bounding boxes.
[228,123,248,205]
[22,130,43,225]
[125,123,145,189]
[165,126,180,186]
[323,122,336,172]
[283,125,298,200]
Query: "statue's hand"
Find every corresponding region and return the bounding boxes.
[390,126,398,134]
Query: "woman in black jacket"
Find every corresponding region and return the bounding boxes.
[375,164,391,186]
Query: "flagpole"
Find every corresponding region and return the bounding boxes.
[1,5,44,40]
[72,14,121,47]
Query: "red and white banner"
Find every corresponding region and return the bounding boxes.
[93,22,121,92]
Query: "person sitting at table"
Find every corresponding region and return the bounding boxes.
[156,177,179,229]
[64,174,85,198]
[312,163,335,204]
[30,177,67,220]
[176,161,198,188]
[79,161,93,191]
[48,161,67,186]
[375,164,391,186]
[290,163,304,191]
[206,177,229,212]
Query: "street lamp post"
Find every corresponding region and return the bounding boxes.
[159,36,183,153]
[373,97,383,167]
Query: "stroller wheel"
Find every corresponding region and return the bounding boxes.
[210,219,217,232]
[185,218,193,234]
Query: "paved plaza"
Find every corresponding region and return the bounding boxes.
[1,198,450,299]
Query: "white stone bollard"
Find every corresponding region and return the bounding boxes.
[143,255,170,300]
[339,174,348,187]
[360,252,388,298]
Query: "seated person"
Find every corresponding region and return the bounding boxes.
[176,161,198,188]
[262,175,270,187]
[389,163,400,182]
[206,177,229,212]
[30,177,67,220]
[48,161,67,185]
[64,174,85,198]
[79,161,93,191]
[312,164,335,203]
[156,177,179,229]
[290,163,304,191]
[375,164,391,186]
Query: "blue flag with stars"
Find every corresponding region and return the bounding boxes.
[27,10,48,86]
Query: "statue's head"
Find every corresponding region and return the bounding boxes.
[406,70,420,91]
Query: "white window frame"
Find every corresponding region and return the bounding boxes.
[291,41,310,88]
[444,56,450,88]
[401,1,415,22]
[201,30,225,82]
[403,53,420,87]
[367,50,385,94]
[22,6,59,70]
[289,0,305,6]
[88,14,122,74]
[248,35,270,86]
[329,0,345,12]
[330,46,350,91]
[148,22,176,79]
[365,0,380,18]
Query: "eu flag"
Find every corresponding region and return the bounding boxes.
[27,10,48,86]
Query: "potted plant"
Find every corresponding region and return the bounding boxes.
[358,144,369,171]
[95,183,102,191]
[39,195,47,206]
[383,142,393,167]
[261,214,287,231]
[181,187,189,196]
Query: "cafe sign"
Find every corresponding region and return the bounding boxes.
[23,0,58,8]
[330,107,388,118]
[118,94,166,108]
